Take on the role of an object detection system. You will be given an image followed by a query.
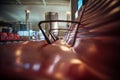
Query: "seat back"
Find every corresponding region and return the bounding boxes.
[73,0,120,79]
[63,5,86,46]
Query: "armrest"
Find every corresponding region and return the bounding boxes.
[38,20,80,44]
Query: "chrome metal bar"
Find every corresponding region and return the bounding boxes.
[38,20,80,44]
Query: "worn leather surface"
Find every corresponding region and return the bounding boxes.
[0,0,120,80]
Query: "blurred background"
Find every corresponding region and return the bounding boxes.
[0,0,86,40]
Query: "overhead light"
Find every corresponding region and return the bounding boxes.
[25,9,30,13]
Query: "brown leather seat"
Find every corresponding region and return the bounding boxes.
[73,0,120,79]
[0,0,120,80]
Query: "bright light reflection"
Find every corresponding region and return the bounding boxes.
[26,9,30,13]
[16,49,21,56]
[22,41,29,44]
[47,65,54,74]
[24,63,30,70]
[70,59,82,64]
[33,64,40,71]
[109,7,120,15]
[109,0,118,7]
[59,40,66,45]
[48,55,61,74]
[60,45,71,52]
[54,72,63,79]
